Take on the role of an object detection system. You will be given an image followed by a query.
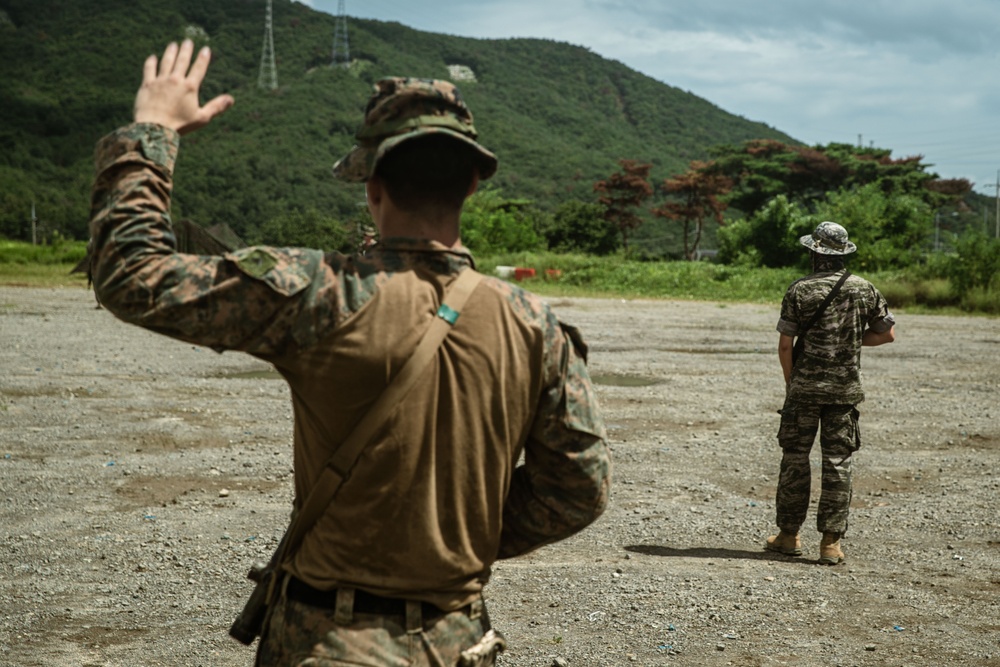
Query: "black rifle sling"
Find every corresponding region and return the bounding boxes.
[791,269,851,367]
[274,268,484,570]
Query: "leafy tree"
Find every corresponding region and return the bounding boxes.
[945,229,1000,294]
[705,140,971,216]
[594,159,653,254]
[460,187,546,254]
[249,207,352,252]
[717,194,809,268]
[720,184,936,271]
[813,183,932,272]
[651,160,731,260]
[544,200,620,255]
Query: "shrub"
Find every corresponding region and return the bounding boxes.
[814,183,932,272]
[960,288,1000,314]
[0,235,87,265]
[544,200,620,255]
[717,195,808,268]
[878,277,957,309]
[947,230,1000,295]
[249,208,352,252]
[461,187,546,254]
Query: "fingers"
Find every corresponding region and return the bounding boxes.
[142,54,158,85]
[155,40,199,79]
[186,45,212,88]
[200,94,235,124]
[158,41,179,77]
[175,93,234,136]
[136,40,232,134]
[174,39,195,78]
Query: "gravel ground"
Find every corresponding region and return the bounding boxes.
[1,285,998,667]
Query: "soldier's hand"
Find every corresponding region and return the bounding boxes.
[133,40,234,135]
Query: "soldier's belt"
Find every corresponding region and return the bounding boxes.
[286,576,474,622]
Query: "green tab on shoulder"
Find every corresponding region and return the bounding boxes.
[436,303,460,325]
[232,248,278,279]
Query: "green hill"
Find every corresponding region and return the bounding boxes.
[0,0,795,244]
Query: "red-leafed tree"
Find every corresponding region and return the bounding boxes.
[594,159,653,253]
[651,161,732,260]
[706,140,972,214]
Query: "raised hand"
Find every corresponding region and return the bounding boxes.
[133,39,234,135]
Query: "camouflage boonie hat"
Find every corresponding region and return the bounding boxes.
[799,221,857,255]
[333,77,498,182]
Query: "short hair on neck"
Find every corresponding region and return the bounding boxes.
[811,250,847,271]
[374,135,478,214]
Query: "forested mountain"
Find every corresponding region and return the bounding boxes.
[0,0,795,242]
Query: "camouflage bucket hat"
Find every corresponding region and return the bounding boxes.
[799,221,857,255]
[333,77,498,183]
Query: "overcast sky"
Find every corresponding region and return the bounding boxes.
[302,0,1000,197]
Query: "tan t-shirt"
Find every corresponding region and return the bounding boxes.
[85,125,609,613]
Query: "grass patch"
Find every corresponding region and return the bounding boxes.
[0,263,89,287]
[959,287,1000,315]
[0,238,88,265]
[478,252,799,303]
[2,241,996,316]
[0,238,90,287]
[878,276,957,309]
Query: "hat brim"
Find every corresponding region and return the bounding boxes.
[333,128,498,183]
[799,234,857,255]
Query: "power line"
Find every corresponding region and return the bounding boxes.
[332,0,350,66]
[258,0,278,90]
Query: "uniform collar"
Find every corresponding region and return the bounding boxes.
[371,237,476,270]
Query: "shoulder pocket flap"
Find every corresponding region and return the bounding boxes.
[226,247,311,297]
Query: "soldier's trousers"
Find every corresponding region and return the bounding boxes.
[775,402,861,535]
[255,578,496,667]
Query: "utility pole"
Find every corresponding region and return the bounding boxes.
[30,201,37,246]
[258,0,278,90]
[332,0,350,67]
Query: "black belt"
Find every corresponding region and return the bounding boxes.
[285,576,468,621]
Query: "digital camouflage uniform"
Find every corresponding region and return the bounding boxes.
[89,78,611,667]
[775,248,894,536]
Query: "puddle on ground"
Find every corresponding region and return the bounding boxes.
[590,373,663,387]
[218,369,282,380]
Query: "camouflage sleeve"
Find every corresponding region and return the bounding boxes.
[776,286,799,336]
[497,317,612,559]
[88,123,338,355]
[866,285,895,334]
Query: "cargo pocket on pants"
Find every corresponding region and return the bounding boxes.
[777,403,797,450]
[849,406,862,452]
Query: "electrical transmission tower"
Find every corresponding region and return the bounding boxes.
[258,0,278,90]
[332,0,350,67]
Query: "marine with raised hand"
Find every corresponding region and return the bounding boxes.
[88,40,611,666]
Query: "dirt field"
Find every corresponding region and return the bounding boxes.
[1,285,998,667]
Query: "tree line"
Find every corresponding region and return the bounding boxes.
[456,138,1000,307]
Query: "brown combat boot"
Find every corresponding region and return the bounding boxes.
[819,532,844,565]
[764,530,802,556]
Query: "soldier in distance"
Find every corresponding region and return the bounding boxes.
[765,221,895,565]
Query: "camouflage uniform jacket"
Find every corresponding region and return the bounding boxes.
[777,268,894,405]
[89,123,611,611]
